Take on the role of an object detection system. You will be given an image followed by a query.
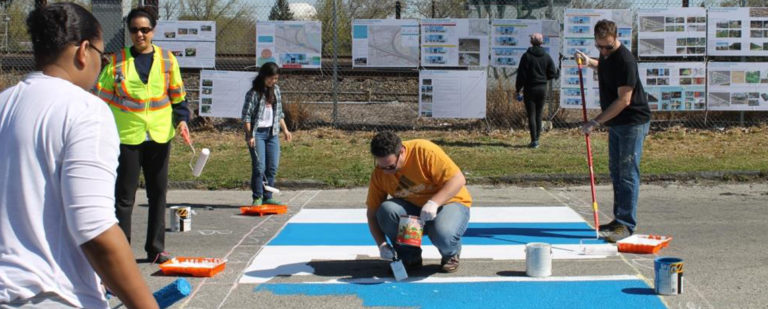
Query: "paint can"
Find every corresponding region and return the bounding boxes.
[169,206,192,232]
[396,215,424,247]
[655,257,684,295]
[525,242,552,277]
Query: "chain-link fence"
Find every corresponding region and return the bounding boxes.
[1,0,767,133]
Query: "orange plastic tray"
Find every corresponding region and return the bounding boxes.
[240,204,287,216]
[616,234,672,254]
[158,257,226,277]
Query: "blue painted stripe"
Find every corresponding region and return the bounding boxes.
[268,223,606,246]
[255,279,664,309]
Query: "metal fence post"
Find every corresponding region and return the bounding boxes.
[331,0,339,126]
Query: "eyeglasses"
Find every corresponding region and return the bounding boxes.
[88,43,111,68]
[375,151,401,171]
[129,27,153,34]
[594,43,615,51]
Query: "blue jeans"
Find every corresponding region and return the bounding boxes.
[376,198,470,263]
[608,122,649,233]
[249,127,280,200]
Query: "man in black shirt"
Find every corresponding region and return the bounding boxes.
[574,19,651,242]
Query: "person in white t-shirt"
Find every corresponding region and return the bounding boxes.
[241,62,292,206]
[0,3,157,308]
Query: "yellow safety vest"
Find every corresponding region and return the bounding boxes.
[94,44,186,145]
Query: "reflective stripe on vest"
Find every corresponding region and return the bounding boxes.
[109,48,173,112]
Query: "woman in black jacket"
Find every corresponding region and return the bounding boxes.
[515,33,558,148]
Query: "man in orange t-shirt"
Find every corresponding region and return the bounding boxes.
[366,131,471,273]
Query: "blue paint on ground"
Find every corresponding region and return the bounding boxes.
[268,223,606,246]
[255,279,665,309]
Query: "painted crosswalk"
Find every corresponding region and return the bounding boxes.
[241,207,612,284]
[241,206,665,308]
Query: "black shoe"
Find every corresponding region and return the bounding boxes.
[599,220,622,232]
[601,225,632,243]
[404,256,423,271]
[149,251,173,264]
[528,141,539,149]
[441,255,460,273]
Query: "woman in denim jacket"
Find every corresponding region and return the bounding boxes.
[242,62,292,205]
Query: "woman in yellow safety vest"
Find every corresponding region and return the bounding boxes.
[94,7,189,264]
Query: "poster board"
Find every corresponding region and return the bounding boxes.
[154,21,216,68]
[419,70,487,119]
[639,62,706,111]
[707,62,768,111]
[420,19,490,67]
[198,70,257,118]
[490,19,560,69]
[559,59,600,110]
[563,9,632,59]
[256,21,322,68]
[352,19,420,67]
[637,8,707,57]
[707,7,768,57]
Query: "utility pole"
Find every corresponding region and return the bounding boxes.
[395,1,401,19]
[431,0,435,18]
[331,0,339,125]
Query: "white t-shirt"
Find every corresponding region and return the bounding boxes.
[257,102,274,128]
[0,73,120,308]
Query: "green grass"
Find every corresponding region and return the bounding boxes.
[168,126,768,189]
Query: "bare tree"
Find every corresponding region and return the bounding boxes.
[316,0,351,56]
[344,0,391,19]
[159,0,182,20]
[407,0,468,19]
[568,0,630,9]
[177,0,257,54]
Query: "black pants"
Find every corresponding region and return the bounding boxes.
[523,84,547,143]
[115,141,170,256]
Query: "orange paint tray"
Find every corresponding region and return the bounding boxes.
[240,204,288,216]
[616,234,672,254]
[158,257,227,277]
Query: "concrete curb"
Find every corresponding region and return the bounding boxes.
[166,170,767,190]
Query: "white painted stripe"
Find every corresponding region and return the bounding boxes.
[288,207,586,224]
[239,244,617,284]
[292,274,642,284]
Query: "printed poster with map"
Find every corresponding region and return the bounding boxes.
[563,9,632,59]
[256,21,322,68]
[707,62,768,111]
[637,8,707,57]
[420,18,489,67]
[490,19,560,69]
[352,19,420,68]
[639,62,706,111]
[154,21,216,68]
[198,70,257,118]
[707,7,768,56]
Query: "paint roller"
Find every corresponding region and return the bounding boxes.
[105,278,191,309]
[153,278,192,309]
[181,127,210,177]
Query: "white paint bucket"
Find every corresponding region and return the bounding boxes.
[655,257,684,295]
[169,206,192,232]
[525,242,552,277]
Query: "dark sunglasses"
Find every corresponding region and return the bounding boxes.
[375,151,401,171]
[129,27,153,34]
[88,43,111,68]
[594,43,615,51]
